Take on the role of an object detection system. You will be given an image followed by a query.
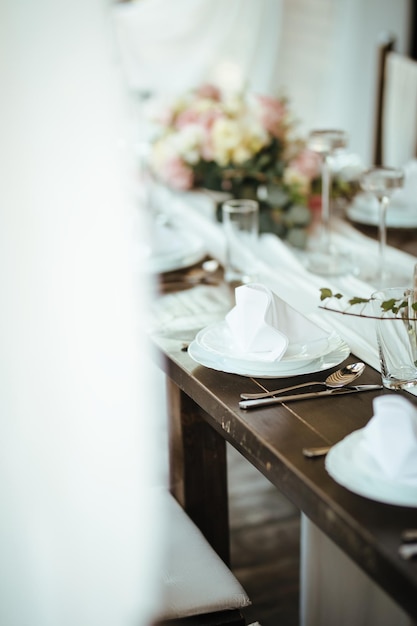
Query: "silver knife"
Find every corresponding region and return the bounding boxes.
[239,384,382,410]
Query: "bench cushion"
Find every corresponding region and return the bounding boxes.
[155,492,250,621]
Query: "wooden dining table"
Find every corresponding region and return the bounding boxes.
[148,206,417,623]
[146,184,417,621]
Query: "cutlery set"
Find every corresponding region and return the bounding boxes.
[240,362,366,400]
[238,362,381,460]
[238,361,382,410]
[160,259,221,292]
[239,384,382,409]
[302,445,332,458]
[399,529,417,560]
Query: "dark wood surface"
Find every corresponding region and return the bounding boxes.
[154,608,245,626]
[168,381,230,564]
[151,305,417,623]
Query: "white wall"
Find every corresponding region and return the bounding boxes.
[276,0,410,164]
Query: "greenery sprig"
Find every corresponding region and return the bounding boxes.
[319,288,417,320]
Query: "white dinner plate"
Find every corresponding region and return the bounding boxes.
[346,192,417,228]
[188,332,349,378]
[145,227,206,274]
[326,429,417,507]
[195,320,334,370]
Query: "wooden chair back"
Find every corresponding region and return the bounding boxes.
[373,33,396,166]
[373,34,417,167]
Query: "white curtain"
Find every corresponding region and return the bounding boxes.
[0,1,164,624]
[112,0,283,96]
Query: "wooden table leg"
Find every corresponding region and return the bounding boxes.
[167,379,230,565]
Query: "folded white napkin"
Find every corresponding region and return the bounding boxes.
[225,283,329,362]
[359,395,417,483]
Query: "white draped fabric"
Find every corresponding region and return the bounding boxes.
[300,514,412,626]
[0,1,164,625]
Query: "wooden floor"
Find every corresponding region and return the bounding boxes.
[227,444,301,626]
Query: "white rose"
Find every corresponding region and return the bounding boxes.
[211,118,243,165]
[221,93,246,117]
[243,119,269,153]
[283,167,310,195]
[173,125,205,164]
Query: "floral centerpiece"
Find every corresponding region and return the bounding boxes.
[147,84,354,248]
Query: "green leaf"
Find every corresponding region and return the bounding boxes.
[380,298,397,312]
[319,288,333,301]
[319,288,344,301]
[348,297,370,306]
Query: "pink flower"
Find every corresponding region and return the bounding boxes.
[290,149,321,179]
[175,108,221,132]
[195,84,222,101]
[160,156,194,190]
[175,108,201,129]
[256,94,287,138]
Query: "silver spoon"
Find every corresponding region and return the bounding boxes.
[302,445,332,458]
[240,362,366,400]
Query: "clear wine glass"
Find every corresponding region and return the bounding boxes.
[360,166,404,287]
[305,129,355,276]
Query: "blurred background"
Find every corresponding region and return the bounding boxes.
[112,0,415,166]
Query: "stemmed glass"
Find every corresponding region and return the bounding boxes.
[306,129,354,276]
[360,167,404,287]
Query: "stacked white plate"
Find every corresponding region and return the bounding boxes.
[346,191,417,228]
[326,430,417,507]
[145,223,206,273]
[188,320,349,378]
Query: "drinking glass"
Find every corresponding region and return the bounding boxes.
[222,199,259,285]
[306,129,354,276]
[360,167,405,288]
[372,286,417,389]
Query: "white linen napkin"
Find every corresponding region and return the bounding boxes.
[225,283,329,362]
[359,395,417,483]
